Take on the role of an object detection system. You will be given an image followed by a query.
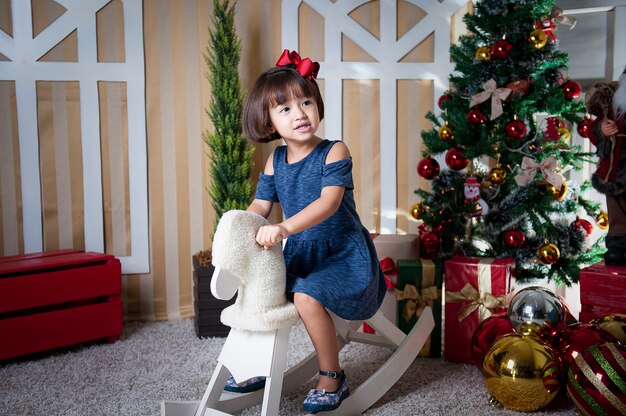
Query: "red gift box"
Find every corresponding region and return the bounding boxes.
[578,261,626,322]
[444,256,513,363]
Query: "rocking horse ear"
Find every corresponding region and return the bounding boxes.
[210,266,240,300]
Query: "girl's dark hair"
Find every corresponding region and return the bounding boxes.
[242,66,324,143]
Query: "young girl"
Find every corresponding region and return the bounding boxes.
[224,49,385,413]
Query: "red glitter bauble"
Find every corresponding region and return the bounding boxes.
[551,323,618,368]
[491,39,513,59]
[445,147,469,170]
[503,229,525,248]
[505,119,527,141]
[417,157,440,180]
[562,80,582,100]
[577,118,594,138]
[420,231,440,254]
[471,312,514,369]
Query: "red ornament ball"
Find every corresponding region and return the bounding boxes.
[562,79,582,100]
[566,342,626,416]
[577,118,594,138]
[471,312,514,369]
[438,93,451,109]
[417,157,440,180]
[467,109,486,125]
[505,119,527,141]
[503,229,526,248]
[551,323,618,368]
[491,39,513,59]
[445,147,469,170]
[571,218,593,236]
[420,231,440,254]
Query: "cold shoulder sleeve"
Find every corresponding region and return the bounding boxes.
[255,172,279,202]
[321,158,354,190]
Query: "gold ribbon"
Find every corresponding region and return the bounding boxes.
[445,259,508,322]
[469,79,511,120]
[396,284,441,323]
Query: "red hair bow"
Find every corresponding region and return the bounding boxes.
[275,49,320,80]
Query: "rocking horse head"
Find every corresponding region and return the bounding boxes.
[211,210,300,331]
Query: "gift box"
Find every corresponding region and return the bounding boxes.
[395,259,443,357]
[444,256,513,363]
[364,234,420,334]
[578,261,626,322]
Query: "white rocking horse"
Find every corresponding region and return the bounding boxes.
[161,210,435,416]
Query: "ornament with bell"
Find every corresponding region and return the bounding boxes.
[417,157,440,180]
[545,182,568,201]
[467,109,486,125]
[475,46,491,61]
[595,210,609,229]
[491,39,512,59]
[562,79,582,100]
[528,27,548,49]
[483,333,562,412]
[505,118,527,141]
[410,202,424,220]
[445,147,469,170]
[438,123,454,141]
[566,342,626,416]
[488,165,507,185]
[577,117,594,138]
[538,242,560,264]
[508,286,565,336]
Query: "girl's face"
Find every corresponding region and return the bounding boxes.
[269,95,320,143]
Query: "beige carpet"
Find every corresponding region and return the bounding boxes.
[0,319,577,416]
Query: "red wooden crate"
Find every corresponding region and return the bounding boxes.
[0,250,123,360]
[578,261,626,322]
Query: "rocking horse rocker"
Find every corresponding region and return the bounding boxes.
[161,210,435,415]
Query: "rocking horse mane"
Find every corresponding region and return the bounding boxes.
[211,210,300,331]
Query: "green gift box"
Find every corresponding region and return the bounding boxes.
[396,259,443,357]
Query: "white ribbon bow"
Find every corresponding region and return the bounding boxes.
[469,79,512,121]
[514,156,564,189]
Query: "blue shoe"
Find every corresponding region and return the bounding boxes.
[303,370,350,413]
[223,375,266,393]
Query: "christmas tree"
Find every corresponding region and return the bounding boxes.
[414,0,605,284]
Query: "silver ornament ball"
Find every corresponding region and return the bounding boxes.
[507,286,565,335]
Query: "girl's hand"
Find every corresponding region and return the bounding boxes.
[256,224,290,249]
[601,119,618,136]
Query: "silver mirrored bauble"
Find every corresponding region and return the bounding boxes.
[507,286,565,335]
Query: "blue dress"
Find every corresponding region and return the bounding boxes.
[255,139,385,320]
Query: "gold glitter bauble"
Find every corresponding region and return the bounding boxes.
[483,333,562,412]
[438,124,454,141]
[528,29,547,49]
[410,202,424,220]
[596,211,609,229]
[538,242,560,264]
[488,166,507,185]
[475,46,492,61]
[545,183,568,201]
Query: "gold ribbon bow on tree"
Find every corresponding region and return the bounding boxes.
[395,284,440,323]
[469,79,512,120]
[445,282,507,322]
[514,156,564,190]
[551,7,577,29]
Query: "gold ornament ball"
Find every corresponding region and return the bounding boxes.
[528,29,547,49]
[475,46,491,61]
[488,166,507,185]
[558,127,571,142]
[482,333,562,412]
[545,183,568,201]
[438,124,454,141]
[410,202,424,220]
[590,314,626,345]
[596,211,609,229]
[538,242,560,264]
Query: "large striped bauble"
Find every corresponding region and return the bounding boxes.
[567,342,626,416]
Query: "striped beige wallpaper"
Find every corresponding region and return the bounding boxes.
[0,0,470,321]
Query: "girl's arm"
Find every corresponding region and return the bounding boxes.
[256,142,350,248]
[247,149,276,219]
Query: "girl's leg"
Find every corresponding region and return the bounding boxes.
[293,292,342,391]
